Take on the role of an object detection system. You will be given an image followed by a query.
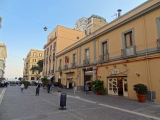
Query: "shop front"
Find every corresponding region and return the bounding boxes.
[107,76,128,97]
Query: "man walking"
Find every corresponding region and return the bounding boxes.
[36,83,40,96]
[47,83,51,93]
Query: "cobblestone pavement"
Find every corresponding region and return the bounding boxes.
[0,86,160,120]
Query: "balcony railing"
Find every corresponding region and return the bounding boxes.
[157,38,160,50]
[99,54,109,63]
[71,62,76,68]
[83,58,90,66]
[121,46,136,58]
[64,64,68,70]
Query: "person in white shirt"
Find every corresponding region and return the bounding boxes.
[21,83,24,92]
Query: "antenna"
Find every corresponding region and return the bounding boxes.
[111,13,117,19]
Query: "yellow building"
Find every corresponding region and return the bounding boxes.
[0,43,7,80]
[23,49,44,81]
[56,0,160,102]
[43,26,85,80]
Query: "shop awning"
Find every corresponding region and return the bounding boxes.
[47,75,54,80]
[85,71,93,75]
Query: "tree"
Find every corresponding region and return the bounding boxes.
[37,60,43,68]
[18,77,23,81]
[30,66,42,80]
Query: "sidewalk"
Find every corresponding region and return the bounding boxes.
[51,87,160,119]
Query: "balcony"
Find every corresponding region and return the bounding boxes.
[99,54,109,63]
[71,62,76,68]
[121,46,136,58]
[64,64,68,70]
[157,38,160,50]
[83,58,90,66]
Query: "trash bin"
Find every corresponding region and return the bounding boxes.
[59,93,67,110]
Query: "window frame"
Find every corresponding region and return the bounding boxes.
[84,48,90,60]
[72,53,76,63]
[122,28,135,49]
[156,17,160,38]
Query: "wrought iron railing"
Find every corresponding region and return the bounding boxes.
[121,46,136,58]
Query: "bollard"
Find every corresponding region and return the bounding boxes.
[74,87,76,96]
[59,93,67,110]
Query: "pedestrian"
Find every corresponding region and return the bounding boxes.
[36,83,40,96]
[85,83,89,94]
[47,83,51,93]
[21,83,24,92]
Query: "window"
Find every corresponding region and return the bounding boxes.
[125,32,133,48]
[39,53,42,57]
[102,41,107,55]
[73,54,76,63]
[50,45,52,51]
[33,52,36,56]
[32,59,34,62]
[156,17,160,38]
[35,59,36,62]
[47,48,49,55]
[54,42,56,49]
[85,49,89,59]
[32,71,34,74]
[59,59,62,67]
[53,53,55,61]
[85,30,87,35]
[31,77,34,80]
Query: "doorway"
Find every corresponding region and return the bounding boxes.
[107,77,128,97]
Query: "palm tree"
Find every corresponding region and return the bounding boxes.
[30,66,42,80]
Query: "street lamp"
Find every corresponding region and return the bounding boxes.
[43,26,47,31]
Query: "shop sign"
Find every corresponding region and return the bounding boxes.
[111,68,120,75]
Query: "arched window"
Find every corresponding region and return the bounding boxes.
[33,52,36,56]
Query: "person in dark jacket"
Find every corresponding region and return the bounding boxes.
[47,83,51,93]
[36,84,40,96]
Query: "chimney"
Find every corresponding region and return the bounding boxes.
[117,9,122,17]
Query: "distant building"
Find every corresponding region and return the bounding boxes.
[43,25,85,81]
[0,43,7,81]
[23,49,44,81]
[75,15,107,35]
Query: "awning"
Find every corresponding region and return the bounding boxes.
[85,71,93,75]
[47,75,54,80]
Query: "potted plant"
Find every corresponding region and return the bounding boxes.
[92,80,104,95]
[133,83,148,102]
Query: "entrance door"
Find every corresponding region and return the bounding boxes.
[123,77,128,97]
[108,78,118,95]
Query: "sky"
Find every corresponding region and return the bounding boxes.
[0,0,147,80]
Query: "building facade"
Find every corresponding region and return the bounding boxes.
[0,43,7,81]
[56,0,160,102]
[23,49,44,81]
[75,15,107,35]
[43,25,85,80]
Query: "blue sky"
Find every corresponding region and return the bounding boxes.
[0,0,147,80]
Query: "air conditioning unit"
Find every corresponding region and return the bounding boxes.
[126,47,134,56]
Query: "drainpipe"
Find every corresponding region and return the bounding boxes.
[142,16,153,101]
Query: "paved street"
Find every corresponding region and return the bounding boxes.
[0,86,160,120]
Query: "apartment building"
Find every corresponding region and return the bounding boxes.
[23,49,44,81]
[75,15,107,35]
[0,43,7,81]
[56,0,160,102]
[43,25,85,81]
